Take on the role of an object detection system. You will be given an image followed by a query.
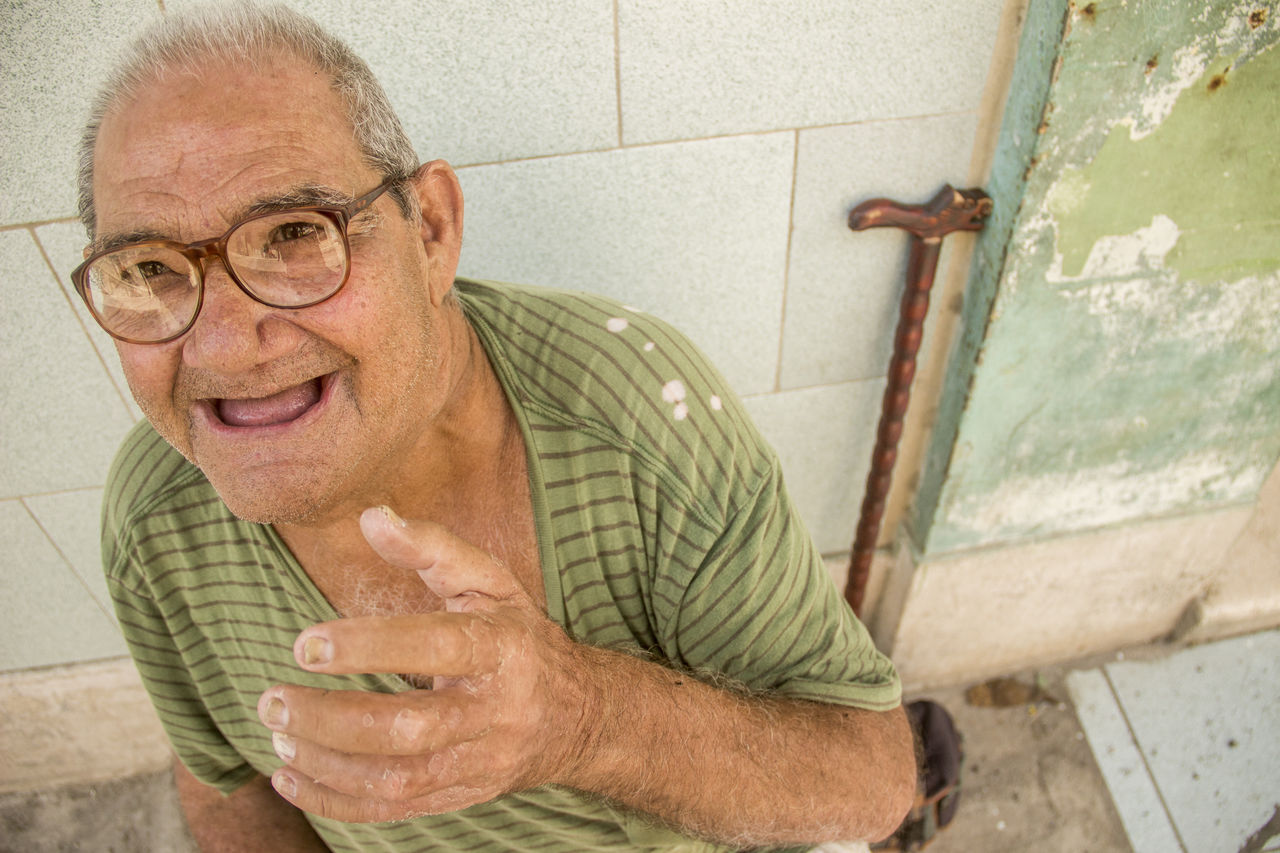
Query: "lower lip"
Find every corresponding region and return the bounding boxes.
[196,373,337,439]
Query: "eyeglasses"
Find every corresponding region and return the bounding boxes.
[71,178,399,344]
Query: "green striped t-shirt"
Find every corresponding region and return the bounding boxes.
[103,279,900,852]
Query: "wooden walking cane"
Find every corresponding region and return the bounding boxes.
[843,185,992,618]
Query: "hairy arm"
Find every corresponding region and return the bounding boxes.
[563,643,915,844]
[173,757,328,852]
[259,509,915,846]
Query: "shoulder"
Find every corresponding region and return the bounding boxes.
[101,420,231,579]
[457,278,778,518]
[103,420,206,526]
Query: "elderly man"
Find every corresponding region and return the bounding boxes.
[74,3,914,850]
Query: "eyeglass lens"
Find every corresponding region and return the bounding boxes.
[83,210,349,343]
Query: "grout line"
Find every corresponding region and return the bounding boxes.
[0,654,134,679]
[612,0,624,146]
[0,216,81,232]
[18,498,120,629]
[28,227,138,417]
[452,109,979,172]
[5,485,105,500]
[772,129,801,393]
[453,128,792,171]
[1102,665,1189,853]
[741,374,887,402]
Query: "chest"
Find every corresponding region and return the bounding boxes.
[296,477,544,619]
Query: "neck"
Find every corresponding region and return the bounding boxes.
[275,301,524,588]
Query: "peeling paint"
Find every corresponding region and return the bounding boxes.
[947,451,1260,542]
[1062,274,1280,357]
[1133,44,1208,138]
[1048,43,1280,281]
[922,1,1280,554]
[1049,213,1181,280]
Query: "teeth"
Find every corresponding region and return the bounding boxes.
[217,378,322,427]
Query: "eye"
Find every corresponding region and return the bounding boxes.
[115,257,185,291]
[269,221,321,243]
[135,260,177,279]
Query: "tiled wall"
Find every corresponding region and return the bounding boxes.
[0,0,1008,672]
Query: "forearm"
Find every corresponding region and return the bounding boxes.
[174,758,328,852]
[561,646,916,846]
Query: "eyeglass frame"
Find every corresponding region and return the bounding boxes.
[70,176,401,345]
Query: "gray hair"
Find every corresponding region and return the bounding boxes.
[77,1,419,237]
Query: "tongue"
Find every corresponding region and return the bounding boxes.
[217,379,321,427]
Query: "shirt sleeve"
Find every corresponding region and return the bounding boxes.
[101,427,259,795]
[654,457,902,712]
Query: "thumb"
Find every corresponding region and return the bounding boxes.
[358,506,523,603]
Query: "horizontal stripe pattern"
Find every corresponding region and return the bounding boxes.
[464,280,897,708]
[103,279,897,852]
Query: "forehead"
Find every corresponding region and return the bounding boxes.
[93,54,372,238]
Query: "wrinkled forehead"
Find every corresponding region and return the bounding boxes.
[92,55,368,239]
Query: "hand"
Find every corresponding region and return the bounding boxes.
[259,506,592,822]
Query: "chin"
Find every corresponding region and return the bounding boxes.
[208,473,339,527]
[217,495,322,526]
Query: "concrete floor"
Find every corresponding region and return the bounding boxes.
[2,631,1277,852]
[0,770,197,853]
[907,664,1132,853]
[1067,629,1280,853]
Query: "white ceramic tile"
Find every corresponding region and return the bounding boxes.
[779,114,981,390]
[1066,668,1184,853]
[0,500,126,671]
[0,230,136,497]
[35,221,142,421]
[24,489,111,616]
[0,0,163,224]
[167,0,618,166]
[743,380,884,555]
[457,133,796,396]
[1104,630,1280,853]
[617,0,1003,145]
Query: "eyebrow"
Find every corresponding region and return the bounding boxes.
[242,184,354,216]
[91,184,358,255]
[93,229,170,255]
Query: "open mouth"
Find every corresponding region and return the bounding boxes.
[214,374,330,428]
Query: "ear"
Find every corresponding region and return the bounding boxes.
[408,160,464,307]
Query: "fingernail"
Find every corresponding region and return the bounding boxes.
[263,697,289,728]
[302,635,332,666]
[272,731,296,761]
[273,771,297,798]
[379,505,408,527]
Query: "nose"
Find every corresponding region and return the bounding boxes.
[180,260,301,374]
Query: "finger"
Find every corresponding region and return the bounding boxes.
[259,684,486,755]
[359,506,524,602]
[292,612,504,677]
[269,730,473,802]
[270,765,497,823]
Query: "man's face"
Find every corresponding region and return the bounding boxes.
[92,57,453,525]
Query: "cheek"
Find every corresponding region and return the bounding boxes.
[116,344,182,419]
[312,254,437,353]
